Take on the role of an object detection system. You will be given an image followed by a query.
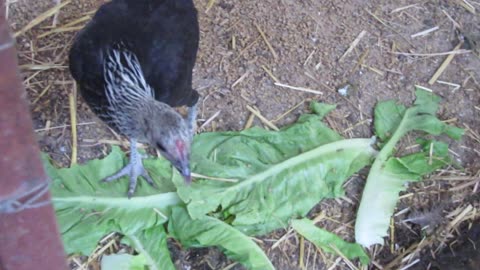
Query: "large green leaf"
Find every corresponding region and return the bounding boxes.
[45,102,381,269]
[355,89,464,247]
[123,226,176,270]
[187,103,342,180]
[44,147,181,255]
[178,137,376,236]
[175,103,376,235]
[292,219,370,265]
[168,207,274,270]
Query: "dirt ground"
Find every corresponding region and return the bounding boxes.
[8,0,480,269]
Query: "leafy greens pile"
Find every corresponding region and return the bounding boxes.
[43,89,462,269]
[355,90,462,246]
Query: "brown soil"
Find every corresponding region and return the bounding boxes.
[8,0,480,269]
[413,218,480,270]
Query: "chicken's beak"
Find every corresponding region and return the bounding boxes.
[180,164,191,184]
[173,139,191,184]
[173,157,191,184]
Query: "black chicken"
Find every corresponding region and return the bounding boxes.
[69,0,200,197]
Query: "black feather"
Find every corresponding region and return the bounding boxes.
[69,0,200,126]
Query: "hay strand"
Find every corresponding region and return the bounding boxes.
[339,30,367,62]
[14,0,72,37]
[254,22,278,59]
[428,42,464,85]
[246,105,279,131]
[68,87,77,166]
[275,82,323,95]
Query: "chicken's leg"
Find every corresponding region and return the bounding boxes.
[102,139,156,198]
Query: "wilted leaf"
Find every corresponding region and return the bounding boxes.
[355,89,464,247]
[176,103,376,235]
[292,219,369,265]
[44,147,181,255]
[123,225,176,270]
[169,207,274,270]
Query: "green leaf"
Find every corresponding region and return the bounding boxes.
[187,103,343,180]
[168,207,274,270]
[292,219,370,265]
[355,89,464,247]
[101,253,148,270]
[310,102,337,118]
[175,103,373,236]
[384,140,451,180]
[403,89,463,140]
[177,126,375,235]
[374,89,463,143]
[413,88,441,114]
[123,226,176,270]
[44,146,181,255]
[374,100,406,142]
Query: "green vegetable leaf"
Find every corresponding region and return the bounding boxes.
[374,90,463,143]
[384,140,451,180]
[44,146,181,255]
[101,253,148,270]
[187,102,343,180]
[168,207,274,270]
[123,226,176,270]
[355,89,464,247]
[175,105,375,235]
[181,138,375,236]
[46,102,378,269]
[292,219,370,265]
[374,100,407,142]
[310,102,337,118]
[49,94,459,267]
